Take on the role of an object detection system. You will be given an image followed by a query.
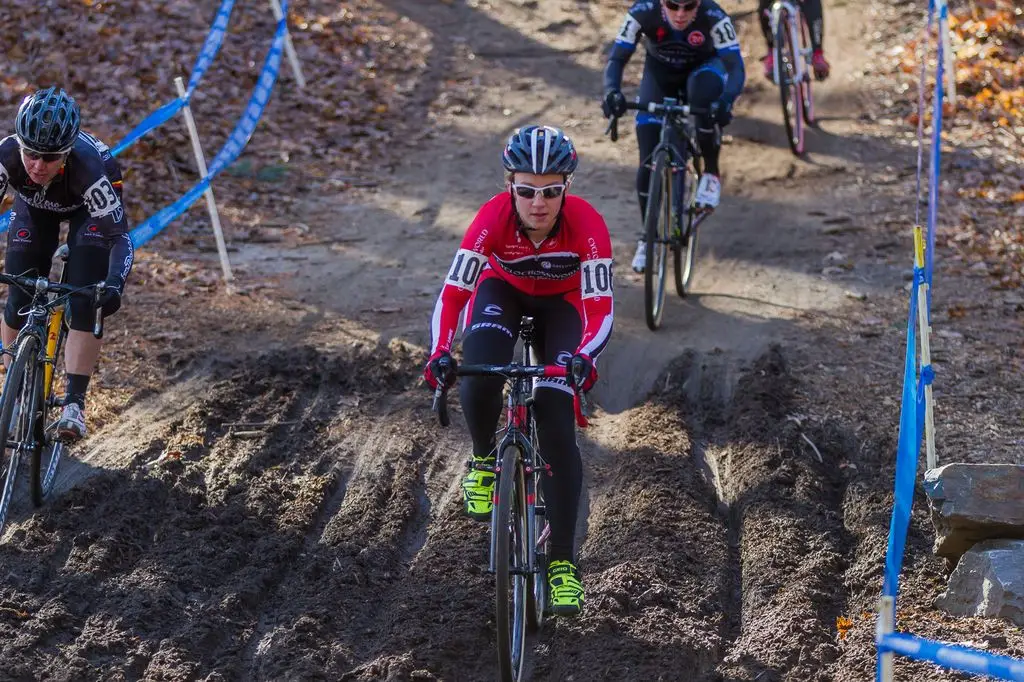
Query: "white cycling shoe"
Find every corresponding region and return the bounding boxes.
[631,240,646,273]
[695,174,722,210]
[56,403,87,441]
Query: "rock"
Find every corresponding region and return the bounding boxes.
[935,539,1024,625]
[924,464,1024,561]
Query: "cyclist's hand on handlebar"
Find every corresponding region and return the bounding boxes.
[424,350,457,391]
[602,90,627,119]
[569,353,598,393]
[710,97,734,127]
[95,278,123,310]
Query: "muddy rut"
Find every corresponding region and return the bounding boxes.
[0,0,928,679]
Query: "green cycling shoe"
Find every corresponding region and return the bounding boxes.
[461,458,495,521]
[548,559,584,617]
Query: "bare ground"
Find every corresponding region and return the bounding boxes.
[0,0,1022,680]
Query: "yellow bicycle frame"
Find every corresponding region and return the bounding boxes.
[42,305,64,403]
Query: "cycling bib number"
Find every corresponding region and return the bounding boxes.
[711,18,739,49]
[83,177,124,222]
[616,15,641,45]
[447,249,485,291]
[580,258,614,300]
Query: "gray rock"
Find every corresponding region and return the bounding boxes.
[924,463,1024,561]
[935,539,1024,625]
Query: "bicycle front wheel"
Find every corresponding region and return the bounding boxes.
[494,443,528,682]
[776,13,805,155]
[674,157,702,298]
[0,335,40,537]
[643,151,672,331]
[30,314,67,507]
[800,16,816,126]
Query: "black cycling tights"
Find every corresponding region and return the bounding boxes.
[635,62,726,221]
[459,276,583,563]
[758,0,824,52]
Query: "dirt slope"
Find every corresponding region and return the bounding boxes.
[1,1,1022,681]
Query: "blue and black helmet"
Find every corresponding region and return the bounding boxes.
[502,125,578,176]
[15,87,81,154]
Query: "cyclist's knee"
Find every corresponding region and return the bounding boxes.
[3,285,33,330]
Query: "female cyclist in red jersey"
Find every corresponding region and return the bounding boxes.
[423,125,614,617]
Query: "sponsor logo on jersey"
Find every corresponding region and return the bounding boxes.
[655,26,668,42]
[555,351,573,367]
[483,304,503,316]
[16,229,30,239]
[688,31,705,46]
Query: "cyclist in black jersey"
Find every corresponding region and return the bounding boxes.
[759,0,830,82]
[0,87,134,441]
[602,0,745,273]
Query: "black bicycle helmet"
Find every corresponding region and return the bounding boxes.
[502,125,578,176]
[15,87,81,154]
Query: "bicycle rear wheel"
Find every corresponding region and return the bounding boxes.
[643,150,672,331]
[776,12,805,155]
[494,443,528,682]
[674,154,702,298]
[0,336,40,537]
[31,313,68,506]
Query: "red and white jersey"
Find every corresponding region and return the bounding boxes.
[430,192,614,360]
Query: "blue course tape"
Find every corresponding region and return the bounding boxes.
[879,633,1024,681]
[0,0,237,234]
[130,0,288,248]
[881,278,922,599]
[186,0,236,98]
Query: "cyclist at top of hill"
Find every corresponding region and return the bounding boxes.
[0,87,134,442]
[602,0,746,273]
[758,0,830,81]
[423,125,614,617]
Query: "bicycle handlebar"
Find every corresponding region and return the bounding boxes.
[0,274,107,339]
[604,101,709,142]
[431,360,591,429]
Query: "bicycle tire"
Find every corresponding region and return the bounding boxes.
[494,443,528,682]
[0,335,39,537]
[674,155,701,298]
[800,15,816,126]
[643,150,672,331]
[30,317,66,507]
[776,12,805,155]
[526,485,547,633]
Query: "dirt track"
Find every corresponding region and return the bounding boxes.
[1,0,1022,680]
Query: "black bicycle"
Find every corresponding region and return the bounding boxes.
[432,316,589,682]
[607,98,710,331]
[0,254,106,537]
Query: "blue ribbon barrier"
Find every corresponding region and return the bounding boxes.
[0,0,236,233]
[881,271,924,600]
[879,633,1024,681]
[131,0,288,248]
[111,0,236,157]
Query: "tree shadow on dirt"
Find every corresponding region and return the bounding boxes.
[379,0,606,101]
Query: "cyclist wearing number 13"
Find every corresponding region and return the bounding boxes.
[423,126,614,617]
[0,87,134,442]
[602,0,746,273]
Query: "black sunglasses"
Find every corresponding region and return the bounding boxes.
[512,183,566,200]
[665,0,699,11]
[21,148,67,163]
